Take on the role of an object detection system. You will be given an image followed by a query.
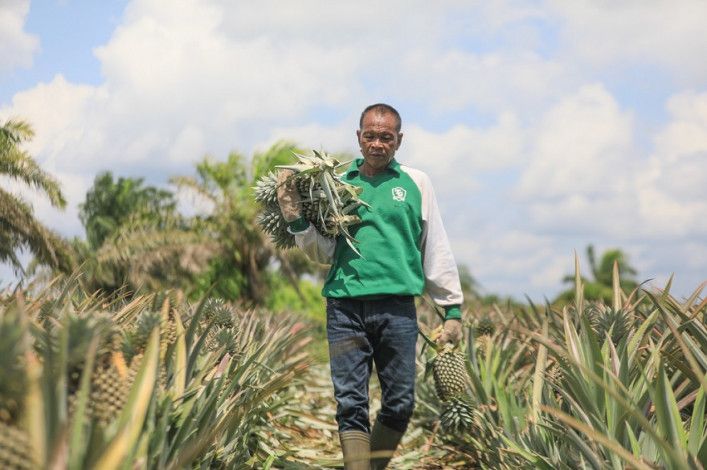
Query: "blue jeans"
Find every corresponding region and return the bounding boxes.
[326,296,418,434]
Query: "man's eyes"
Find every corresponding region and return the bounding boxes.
[363,134,394,143]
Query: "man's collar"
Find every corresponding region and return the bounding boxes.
[346,158,401,176]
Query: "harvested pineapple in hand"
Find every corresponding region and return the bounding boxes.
[429,342,474,433]
[253,150,367,253]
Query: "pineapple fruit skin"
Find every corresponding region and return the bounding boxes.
[0,421,32,470]
[432,349,468,402]
[431,344,475,433]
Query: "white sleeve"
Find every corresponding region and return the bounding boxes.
[404,167,464,307]
[291,224,336,265]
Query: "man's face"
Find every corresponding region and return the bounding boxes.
[356,111,403,175]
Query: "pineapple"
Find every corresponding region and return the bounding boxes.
[474,315,495,337]
[253,150,367,253]
[0,310,27,425]
[202,299,240,355]
[0,308,34,469]
[256,207,294,249]
[252,171,280,205]
[0,421,32,470]
[127,310,163,356]
[593,307,632,345]
[87,325,133,427]
[431,343,474,432]
[203,298,235,329]
[432,344,468,401]
[205,326,239,355]
[89,354,129,427]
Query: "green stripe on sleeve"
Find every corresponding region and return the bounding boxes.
[287,216,310,232]
[444,305,462,320]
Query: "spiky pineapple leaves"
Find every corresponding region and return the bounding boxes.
[253,150,367,255]
[93,329,159,470]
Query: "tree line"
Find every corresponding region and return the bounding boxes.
[1,119,639,305]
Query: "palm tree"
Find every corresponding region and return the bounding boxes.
[70,141,315,302]
[556,244,638,303]
[72,171,208,295]
[0,119,70,273]
[79,171,177,250]
[172,141,317,303]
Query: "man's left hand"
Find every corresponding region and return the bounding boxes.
[438,319,462,346]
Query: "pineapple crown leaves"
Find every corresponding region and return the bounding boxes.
[203,298,235,328]
[125,310,162,356]
[255,149,366,255]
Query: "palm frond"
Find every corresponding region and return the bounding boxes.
[0,189,71,271]
[0,146,66,208]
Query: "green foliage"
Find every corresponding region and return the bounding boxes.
[417,259,707,469]
[79,171,176,250]
[0,279,311,469]
[265,274,325,324]
[176,141,318,303]
[70,171,207,296]
[556,244,639,304]
[265,275,328,362]
[0,119,71,273]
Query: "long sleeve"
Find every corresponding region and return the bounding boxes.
[291,223,336,265]
[414,171,464,317]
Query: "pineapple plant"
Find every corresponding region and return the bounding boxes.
[586,305,633,345]
[473,315,495,358]
[201,298,240,355]
[474,315,495,337]
[0,308,33,470]
[253,150,368,252]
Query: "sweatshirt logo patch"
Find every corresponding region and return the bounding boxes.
[392,187,407,202]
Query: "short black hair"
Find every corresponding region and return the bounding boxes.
[359,103,402,132]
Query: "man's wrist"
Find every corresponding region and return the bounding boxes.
[287,216,309,232]
[444,305,461,320]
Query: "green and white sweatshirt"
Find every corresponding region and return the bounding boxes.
[289,158,463,319]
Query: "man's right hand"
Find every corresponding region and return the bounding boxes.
[276,170,301,222]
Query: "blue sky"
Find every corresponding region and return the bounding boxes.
[1,0,706,300]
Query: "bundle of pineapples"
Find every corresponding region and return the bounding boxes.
[253,150,367,252]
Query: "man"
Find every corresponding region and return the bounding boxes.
[277,103,463,470]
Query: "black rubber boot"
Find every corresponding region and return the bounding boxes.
[339,430,370,470]
[369,420,404,469]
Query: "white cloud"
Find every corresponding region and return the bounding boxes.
[398,49,568,114]
[2,0,706,299]
[635,91,707,237]
[452,228,571,298]
[262,119,359,158]
[549,0,707,84]
[518,83,635,200]
[0,0,39,73]
[516,85,707,240]
[402,113,525,196]
[1,75,105,167]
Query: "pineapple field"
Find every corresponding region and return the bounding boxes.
[1,260,706,469]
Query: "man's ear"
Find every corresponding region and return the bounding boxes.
[356,129,362,143]
[396,132,403,150]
